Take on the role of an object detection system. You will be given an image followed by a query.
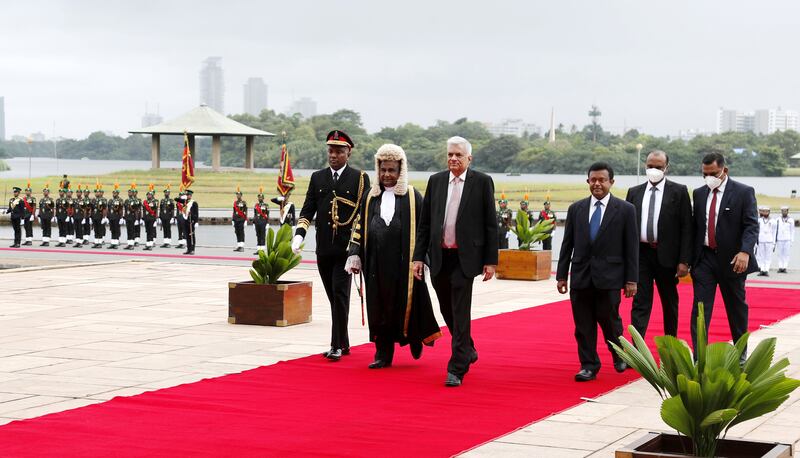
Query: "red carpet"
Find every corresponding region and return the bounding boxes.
[0,285,797,457]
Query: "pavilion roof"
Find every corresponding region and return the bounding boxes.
[129,105,274,137]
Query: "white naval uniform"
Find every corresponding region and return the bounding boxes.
[756,216,777,271]
[776,216,795,270]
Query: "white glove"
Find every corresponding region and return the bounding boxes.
[170,218,176,225]
[244,220,248,227]
[139,219,145,226]
[18,219,24,226]
[51,216,57,223]
[30,215,35,221]
[119,218,124,225]
[344,255,362,274]
[231,220,235,226]
[194,223,199,229]
[156,219,161,226]
[291,235,303,254]
[134,220,139,226]
[81,218,86,224]
[101,217,108,225]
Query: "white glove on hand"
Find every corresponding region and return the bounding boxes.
[291,235,303,254]
[231,220,235,226]
[81,218,86,224]
[156,219,161,226]
[101,217,108,225]
[134,220,139,226]
[170,218,176,225]
[30,215,35,221]
[244,220,248,227]
[194,223,199,229]
[118,218,124,225]
[51,216,57,223]
[344,255,362,274]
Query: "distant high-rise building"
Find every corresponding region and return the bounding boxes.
[29,132,46,142]
[243,77,268,116]
[754,108,799,134]
[287,97,317,119]
[484,119,541,138]
[0,96,5,141]
[141,112,163,128]
[199,57,225,113]
[717,108,755,133]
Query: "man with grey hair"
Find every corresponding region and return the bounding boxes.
[413,136,499,387]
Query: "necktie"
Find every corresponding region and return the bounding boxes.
[443,177,462,247]
[332,171,339,186]
[646,187,657,243]
[590,201,603,242]
[708,189,718,250]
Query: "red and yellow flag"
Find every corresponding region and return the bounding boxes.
[181,132,195,190]
[277,143,295,197]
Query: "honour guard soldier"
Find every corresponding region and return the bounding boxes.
[80,187,92,245]
[132,187,143,245]
[776,206,794,273]
[124,184,141,250]
[537,199,557,250]
[756,206,777,276]
[91,184,108,248]
[496,193,512,249]
[174,190,187,249]
[55,188,69,246]
[39,185,56,246]
[22,183,36,245]
[272,193,296,226]
[72,185,85,247]
[142,185,159,250]
[108,184,124,248]
[5,186,25,247]
[291,130,370,361]
[65,187,77,244]
[159,185,175,247]
[232,186,247,252]
[253,186,269,254]
[59,174,70,192]
[178,189,198,255]
[519,194,535,225]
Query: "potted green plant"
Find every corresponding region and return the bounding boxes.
[228,224,312,326]
[496,211,555,281]
[612,304,799,458]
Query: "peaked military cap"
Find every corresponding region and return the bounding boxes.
[326,130,354,148]
[12,186,21,192]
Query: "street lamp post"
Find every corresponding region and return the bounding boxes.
[636,143,643,184]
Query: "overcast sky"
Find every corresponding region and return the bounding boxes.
[2,0,799,139]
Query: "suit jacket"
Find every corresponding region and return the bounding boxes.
[691,178,759,277]
[413,168,498,278]
[557,195,639,290]
[625,179,693,268]
[296,165,370,257]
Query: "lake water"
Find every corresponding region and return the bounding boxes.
[2,157,799,198]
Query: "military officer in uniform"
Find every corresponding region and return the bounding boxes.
[291,130,370,361]
[5,187,25,247]
[21,184,36,246]
[108,184,124,249]
[159,186,175,248]
[253,187,269,254]
[537,200,557,250]
[179,189,198,255]
[496,193,513,249]
[776,206,794,273]
[65,187,77,244]
[519,195,535,225]
[232,187,248,252]
[81,187,93,246]
[272,193,296,226]
[91,186,108,248]
[174,190,187,249]
[55,188,69,247]
[124,184,141,250]
[141,186,159,250]
[132,187,143,246]
[38,185,56,246]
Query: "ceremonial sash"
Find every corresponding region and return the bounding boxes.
[23,198,34,214]
[143,199,156,217]
[176,202,184,213]
[255,204,268,219]
[540,210,551,220]
[233,201,247,219]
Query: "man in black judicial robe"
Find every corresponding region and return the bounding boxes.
[346,144,441,368]
[291,130,370,361]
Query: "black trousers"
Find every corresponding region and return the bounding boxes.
[374,335,395,363]
[144,217,156,242]
[92,217,105,238]
[631,243,680,339]
[57,216,68,238]
[317,253,352,350]
[74,215,83,239]
[176,216,186,241]
[542,236,553,250]
[254,220,267,246]
[40,215,53,238]
[570,284,623,372]
[184,220,196,251]
[134,220,141,239]
[125,218,136,241]
[11,216,21,244]
[109,215,121,240]
[83,217,91,238]
[23,216,33,238]
[234,220,245,243]
[160,217,172,239]
[691,247,749,354]
[432,249,476,378]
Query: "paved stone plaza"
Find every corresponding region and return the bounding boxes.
[0,260,798,456]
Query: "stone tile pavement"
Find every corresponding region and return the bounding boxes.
[0,260,798,456]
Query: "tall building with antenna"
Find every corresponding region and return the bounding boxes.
[141,103,163,128]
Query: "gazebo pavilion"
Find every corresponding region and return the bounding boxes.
[129,104,274,171]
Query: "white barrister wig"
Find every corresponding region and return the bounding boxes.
[370,143,409,197]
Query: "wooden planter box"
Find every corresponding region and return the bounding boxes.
[496,249,552,281]
[616,432,791,458]
[228,280,312,326]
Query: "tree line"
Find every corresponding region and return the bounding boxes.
[2,109,799,176]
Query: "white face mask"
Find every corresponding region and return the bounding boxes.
[704,174,723,190]
[645,168,665,184]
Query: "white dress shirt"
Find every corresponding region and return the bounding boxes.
[330,163,347,180]
[704,176,727,247]
[777,217,795,242]
[640,179,665,243]
[380,187,396,226]
[589,193,611,224]
[443,170,468,224]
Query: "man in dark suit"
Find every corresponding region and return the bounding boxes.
[557,162,638,382]
[625,150,693,339]
[292,130,370,361]
[413,136,498,387]
[690,152,758,359]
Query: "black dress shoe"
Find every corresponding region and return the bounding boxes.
[368,359,391,369]
[55,243,65,247]
[73,243,82,248]
[410,342,423,360]
[9,244,20,248]
[22,241,32,246]
[234,247,244,252]
[124,245,134,250]
[66,240,73,244]
[326,349,343,361]
[40,242,49,247]
[183,250,194,255]
[444,372,462,387]
[470,350,479,364]
[614,361,628,373]
[574,369,597,382]
[160,244,170,248]
[92,243,102,249]
[342,348,350,355]
[108,245,117,249]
